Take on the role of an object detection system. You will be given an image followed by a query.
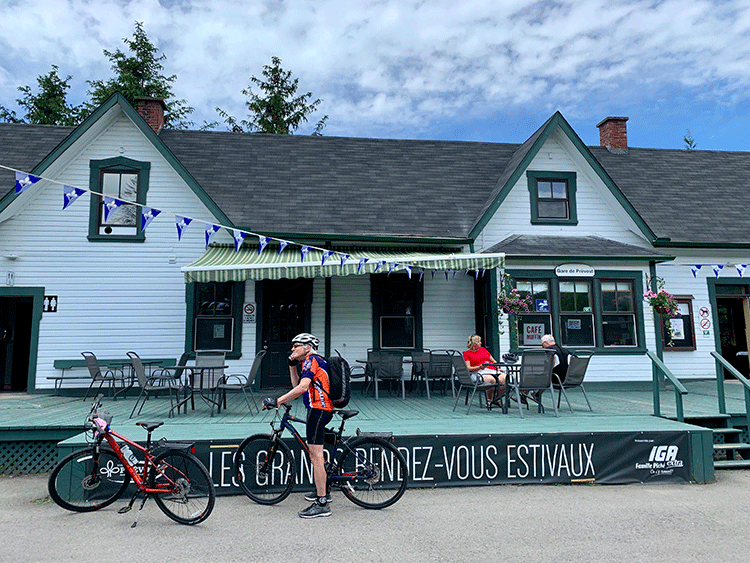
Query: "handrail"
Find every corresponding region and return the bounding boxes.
[646,351,688,422]
[710,352,750,430]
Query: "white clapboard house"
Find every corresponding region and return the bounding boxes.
[1,94,748,392]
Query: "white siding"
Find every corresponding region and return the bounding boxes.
[330,275,372,363]
[2,110,239,389]
[423,273,475,351]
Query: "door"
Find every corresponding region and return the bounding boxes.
[0,296,33,391]
[260,278,312,388]
[717,297,750,379]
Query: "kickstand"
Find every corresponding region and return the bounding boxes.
[130,494,150,528]
[118,491,140,514]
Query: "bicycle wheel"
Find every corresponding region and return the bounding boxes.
[336,437,408,509]
[48,446,130,512]
[151,450,215,525]
[234,434,295,505]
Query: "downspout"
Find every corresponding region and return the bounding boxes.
[649,261,664,414]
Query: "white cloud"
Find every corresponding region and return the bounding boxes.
[1,0,750,147]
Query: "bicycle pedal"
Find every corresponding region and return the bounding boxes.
[118,505,132,514]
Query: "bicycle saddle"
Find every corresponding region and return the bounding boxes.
[335,410,359,420]
[136,421,164,432]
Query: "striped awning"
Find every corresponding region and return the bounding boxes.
[182,246,505,283]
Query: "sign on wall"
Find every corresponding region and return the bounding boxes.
[555,263,595,277]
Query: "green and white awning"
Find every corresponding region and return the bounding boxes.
[182,246,505,283]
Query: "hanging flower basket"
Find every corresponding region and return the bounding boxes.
[644,288,680,318]
[497,288,532,315]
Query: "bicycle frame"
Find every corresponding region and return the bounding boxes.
[91,416,189,496]
[265,404,390,487]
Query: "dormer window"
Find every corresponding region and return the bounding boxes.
[527,171,578,225]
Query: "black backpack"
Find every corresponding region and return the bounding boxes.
[312,350,351,408]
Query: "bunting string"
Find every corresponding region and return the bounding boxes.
[2,163,496,280]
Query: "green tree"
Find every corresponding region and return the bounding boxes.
[83,21,193,129]
[0,65,81,125]
[216,56,328,134]
[684,129,697,150]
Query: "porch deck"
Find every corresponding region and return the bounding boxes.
[1,379,747,487]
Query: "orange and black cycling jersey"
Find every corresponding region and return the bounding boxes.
[300,355,333,412]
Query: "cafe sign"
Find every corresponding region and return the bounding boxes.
[555,263,595,277]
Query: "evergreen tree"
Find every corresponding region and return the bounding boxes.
[0,65,80,125]
[216,56,327,134]
[84,21,193,129]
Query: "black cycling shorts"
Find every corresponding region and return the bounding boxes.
[306,407,334,445]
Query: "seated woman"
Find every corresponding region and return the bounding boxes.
[463,334,506,408]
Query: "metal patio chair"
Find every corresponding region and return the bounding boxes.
[452,356,498,414]
[128,351,183,418]
[553,352,593,412]
[81,351,125,402]
[211,350,266,416]
[506,349,558,418]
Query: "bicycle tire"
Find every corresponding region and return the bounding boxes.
[234,434,295,505]
[48,446,130,512]
[150,450,215,525]
[336,437,408,509]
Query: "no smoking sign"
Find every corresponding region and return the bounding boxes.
[243,302,256,323]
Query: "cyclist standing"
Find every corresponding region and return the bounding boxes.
[262,332,333,518]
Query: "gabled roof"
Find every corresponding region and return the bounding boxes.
[469,111,656,242]
[1,100,749,248]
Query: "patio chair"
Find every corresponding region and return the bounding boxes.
[410,351,430,396]
[452,356,498,414]
[81,351,125,402]
[373,351,406,400]
[128,351,182,418]
[153,351,194,414]
[507,350,558,418]
[426,350,458,398]
[553,352,593,412]
[211,350,266,416]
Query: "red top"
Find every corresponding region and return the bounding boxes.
[463,347,497,371]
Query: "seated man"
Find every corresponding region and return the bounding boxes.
[541,334,572,384]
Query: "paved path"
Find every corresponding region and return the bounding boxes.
[3,471,750,562]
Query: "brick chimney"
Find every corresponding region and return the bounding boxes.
[596,116,628,151]
[135,97,167,133]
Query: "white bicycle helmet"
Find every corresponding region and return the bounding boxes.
[291,332,320,350]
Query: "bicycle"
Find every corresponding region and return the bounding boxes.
[234,403,408,509]
[48,394,215,526]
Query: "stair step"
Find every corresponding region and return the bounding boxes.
[715,459,750,469]
[713,442,750,450]
[712,427,742,434]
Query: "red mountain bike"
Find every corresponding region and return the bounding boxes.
[48,395,215,526]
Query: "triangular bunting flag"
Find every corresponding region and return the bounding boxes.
[712,264,724,278]
[102,196,124,222]
[301,246,311,262]
[233,230,247,252]
[322,250,334,265]
[737,264,748,278]
[340,254,351,268]
[278,240,289,254]
[175,216,192,241]
[357,258,369,274]
[387,262,398,276]
[419,269,424,281]
[374,260,386,273]
[141,207,161,231]
[205,224,220,248]
[62,185,86,210]
[690,265,702,278]
[405,265,412,279]
[258,236,271,254]
[15,171,41,194]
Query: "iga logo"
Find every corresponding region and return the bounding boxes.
[648,445,679,462]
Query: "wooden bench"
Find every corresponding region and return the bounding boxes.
[49,358,176,395]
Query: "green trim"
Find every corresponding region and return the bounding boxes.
[654,240,750,249]
[649,262,664,361]
[0,286,44,393]
[87,157,150,242]
[469,112,657,242]
[325,277,332,357]
[504,255,675,263]
[505,268,647,353]
[527,170,578,225]
[706,277,750,359]
[371,274,424,351]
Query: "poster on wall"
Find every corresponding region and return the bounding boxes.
[523,323,545,345]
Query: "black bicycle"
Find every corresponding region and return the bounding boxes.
[234,403,408,509]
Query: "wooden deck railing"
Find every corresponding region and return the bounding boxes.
[710,351,750,429]
[646,351,688,422]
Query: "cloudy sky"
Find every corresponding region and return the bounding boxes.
[2,0,749,151]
